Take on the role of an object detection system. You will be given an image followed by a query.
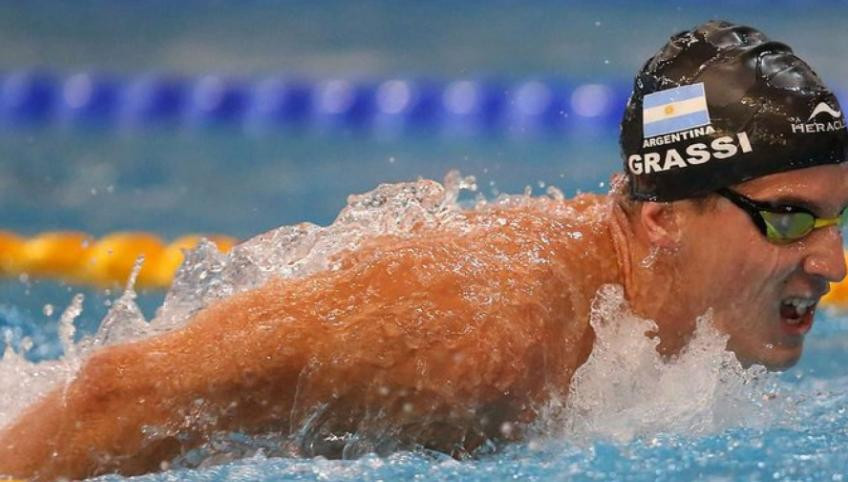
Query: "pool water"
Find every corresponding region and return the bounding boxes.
[3,281,848,481]
[3,2,848,479]
[3,174,848,481]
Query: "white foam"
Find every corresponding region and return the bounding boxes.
[0,293,85,429]
[537,284,789,444]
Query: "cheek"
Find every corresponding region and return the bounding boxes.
[682,216,747,270]
[681,217,789,304]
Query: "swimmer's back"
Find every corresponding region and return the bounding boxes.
[218,192,617,452]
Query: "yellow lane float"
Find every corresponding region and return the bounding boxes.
[0,230,237,289]
[821,251,848,309]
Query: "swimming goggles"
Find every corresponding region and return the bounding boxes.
[716,188,848,244]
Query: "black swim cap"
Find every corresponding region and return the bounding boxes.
[621,20,848,201]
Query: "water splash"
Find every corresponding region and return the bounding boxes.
[537,284,786,444]
[151,171,480,333]
[0,258,149,428]
[88,256,148,349]
[0,292,86,429]
[0,171,798,467]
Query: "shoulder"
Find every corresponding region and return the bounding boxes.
[322,194,615,308]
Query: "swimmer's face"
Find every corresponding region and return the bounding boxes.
[678,163,848,369]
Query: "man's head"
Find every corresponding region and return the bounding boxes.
[619,20,848,368]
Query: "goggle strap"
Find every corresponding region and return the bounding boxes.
[813,217,841,229]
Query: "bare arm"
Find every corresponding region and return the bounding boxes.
[0,211,596,480]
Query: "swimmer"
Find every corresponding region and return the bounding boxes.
[2,20,847,480]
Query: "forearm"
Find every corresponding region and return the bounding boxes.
[0,282,319,480]
[0,388,76,479]
[0,344,180,480]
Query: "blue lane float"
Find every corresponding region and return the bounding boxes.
[0,71,57,125]
[1,70,845,136]
[121,75,189,126]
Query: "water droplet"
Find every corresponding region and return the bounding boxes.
[59,293,85,360]
[546,186,565,201]
[42,304,54,317]
[640,246,658,268]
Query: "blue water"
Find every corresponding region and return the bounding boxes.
[3,274,848,481]
[0,131,619,239]
[91,413,848,482]
[3,2,848,480]
[1,131,847,479]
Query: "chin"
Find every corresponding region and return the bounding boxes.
[740,346,803,371]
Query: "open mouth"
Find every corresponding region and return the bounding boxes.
[779,297,817,336]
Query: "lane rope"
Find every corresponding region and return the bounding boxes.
[3,70,844,136]
[0,230,236,289]
[2,72,626,134]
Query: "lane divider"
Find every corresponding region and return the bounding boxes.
[2,70,844,137]
[0,231,237,289]
[0,71,629,134]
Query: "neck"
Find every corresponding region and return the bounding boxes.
[607,200,696,356]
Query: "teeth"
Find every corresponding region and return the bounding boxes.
[784,314,803,324]
[783,297,817,319]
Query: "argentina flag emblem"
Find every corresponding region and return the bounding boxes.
[642,83,711,138]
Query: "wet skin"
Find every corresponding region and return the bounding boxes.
[1,165,847,480]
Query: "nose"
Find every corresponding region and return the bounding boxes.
[803,227,847,283]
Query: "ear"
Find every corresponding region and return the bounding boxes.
[637,202,681,249]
